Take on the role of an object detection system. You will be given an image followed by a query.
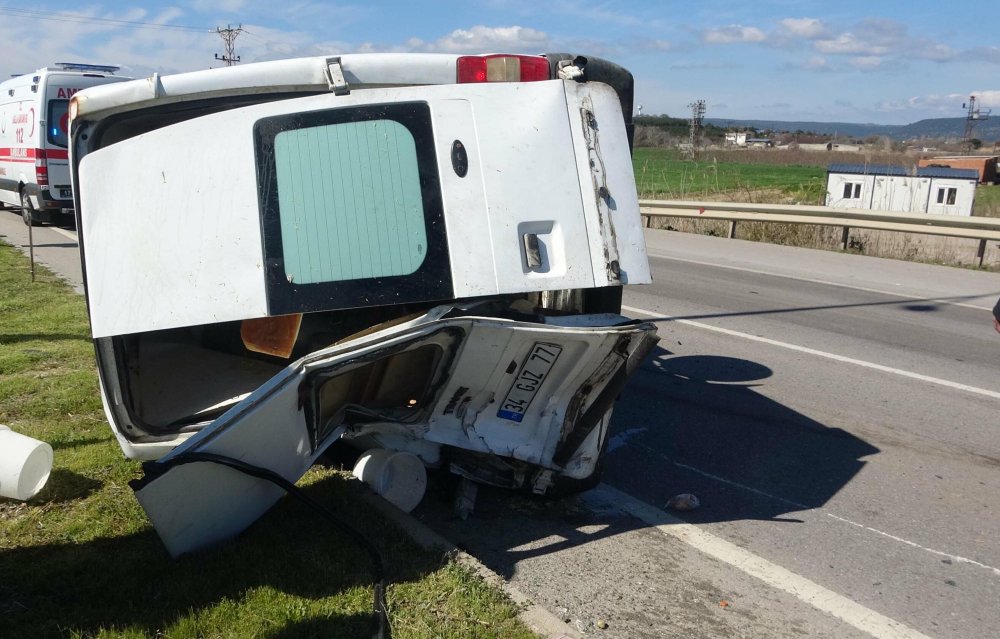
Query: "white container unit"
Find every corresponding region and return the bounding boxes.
[826,163,978,216]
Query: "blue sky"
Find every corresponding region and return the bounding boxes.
[2,1,997,125]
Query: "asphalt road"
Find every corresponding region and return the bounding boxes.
[3,212,999,638]
[418,231,1000,639]
[610,232,1000,638]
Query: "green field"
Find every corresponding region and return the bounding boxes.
[632,148,827,202]
[632,147,1000,218]
[974,184,1000,217]
[0,242,536,639]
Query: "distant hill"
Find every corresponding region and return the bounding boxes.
[704,117,1000,142]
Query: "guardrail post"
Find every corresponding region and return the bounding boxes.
[976,239,987,267]
[841,226,850,251]
[728,220,737,239]
[644,214,651,228]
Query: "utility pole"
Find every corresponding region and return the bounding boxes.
[687,99,706,156]
[962,95,990,153]
[215,24,243,66]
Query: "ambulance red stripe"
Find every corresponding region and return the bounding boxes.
[0,148,69,161]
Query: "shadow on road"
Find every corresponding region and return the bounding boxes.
[604,347,879,523]
[414,345,879,579]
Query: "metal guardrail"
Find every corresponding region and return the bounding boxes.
[639,199,1000,266]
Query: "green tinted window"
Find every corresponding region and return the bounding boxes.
[274,119,427,285]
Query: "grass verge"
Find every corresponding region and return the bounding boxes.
[0,240,537,639]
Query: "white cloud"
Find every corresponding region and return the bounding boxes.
[875,91,1000,117]
[555,2,644,28]
[799,56,832,71]
[415,25,550,53]
[815,33,888,56]
[669,61,740,70]
[191,0,247,11]
[967,90,1000,108]
[968,46,1000,64]
[848,56,887,71]
[914,42,957,62]
[701,25,766,44]
[149,6,186,24]
[635,39,677,53]
[93,29,217,75]
[904,93,964,110]
[777,18,827,40]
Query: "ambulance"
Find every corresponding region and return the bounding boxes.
[0,63,130,225]
[70,53,659,556]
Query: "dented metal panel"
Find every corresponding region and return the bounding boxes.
[132,308,656,556]
[564,81,650,287]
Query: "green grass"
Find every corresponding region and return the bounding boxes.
[633,147,827,202]
[974,184,1000,218]
[0,241,537,639]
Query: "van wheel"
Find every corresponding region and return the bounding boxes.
[20,191,39,226]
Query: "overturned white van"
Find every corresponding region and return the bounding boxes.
[70,53,658,556]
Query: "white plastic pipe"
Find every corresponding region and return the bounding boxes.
[352,448,427,512]
[0,424,53,501]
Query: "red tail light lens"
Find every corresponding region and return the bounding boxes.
[35,152,49,186]
[457,55,550,83]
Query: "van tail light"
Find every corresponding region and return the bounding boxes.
[457,55,550,83]
[35,151,48,186]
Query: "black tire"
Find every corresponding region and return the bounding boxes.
[544,410,614,498]
[20,190,38,226]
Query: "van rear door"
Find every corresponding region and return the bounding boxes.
[41,91,72,200]
[76,79,650,338]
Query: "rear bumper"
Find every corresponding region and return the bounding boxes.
[26,184,73,212]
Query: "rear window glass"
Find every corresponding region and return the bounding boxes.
[274,120,427,285]
[255,102,452,316]
[47,100,69,148]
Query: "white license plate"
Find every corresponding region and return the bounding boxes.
[59,188,72,198]
[497,342,562,423]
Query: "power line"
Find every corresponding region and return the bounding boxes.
[0,5,210,32]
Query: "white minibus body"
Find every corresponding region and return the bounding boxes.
[71,53,658,556]
[0,63,130,224]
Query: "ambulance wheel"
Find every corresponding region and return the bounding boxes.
[20,191,38,227]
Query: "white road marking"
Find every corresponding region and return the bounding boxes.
[646,252,996,311]
[667,453,1000,577]
[586,483,935,639]
[824,513,1000,577]
[49,226,78,242]
[623,304,1000,400]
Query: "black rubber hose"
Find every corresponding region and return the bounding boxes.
[157,451,390,639]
